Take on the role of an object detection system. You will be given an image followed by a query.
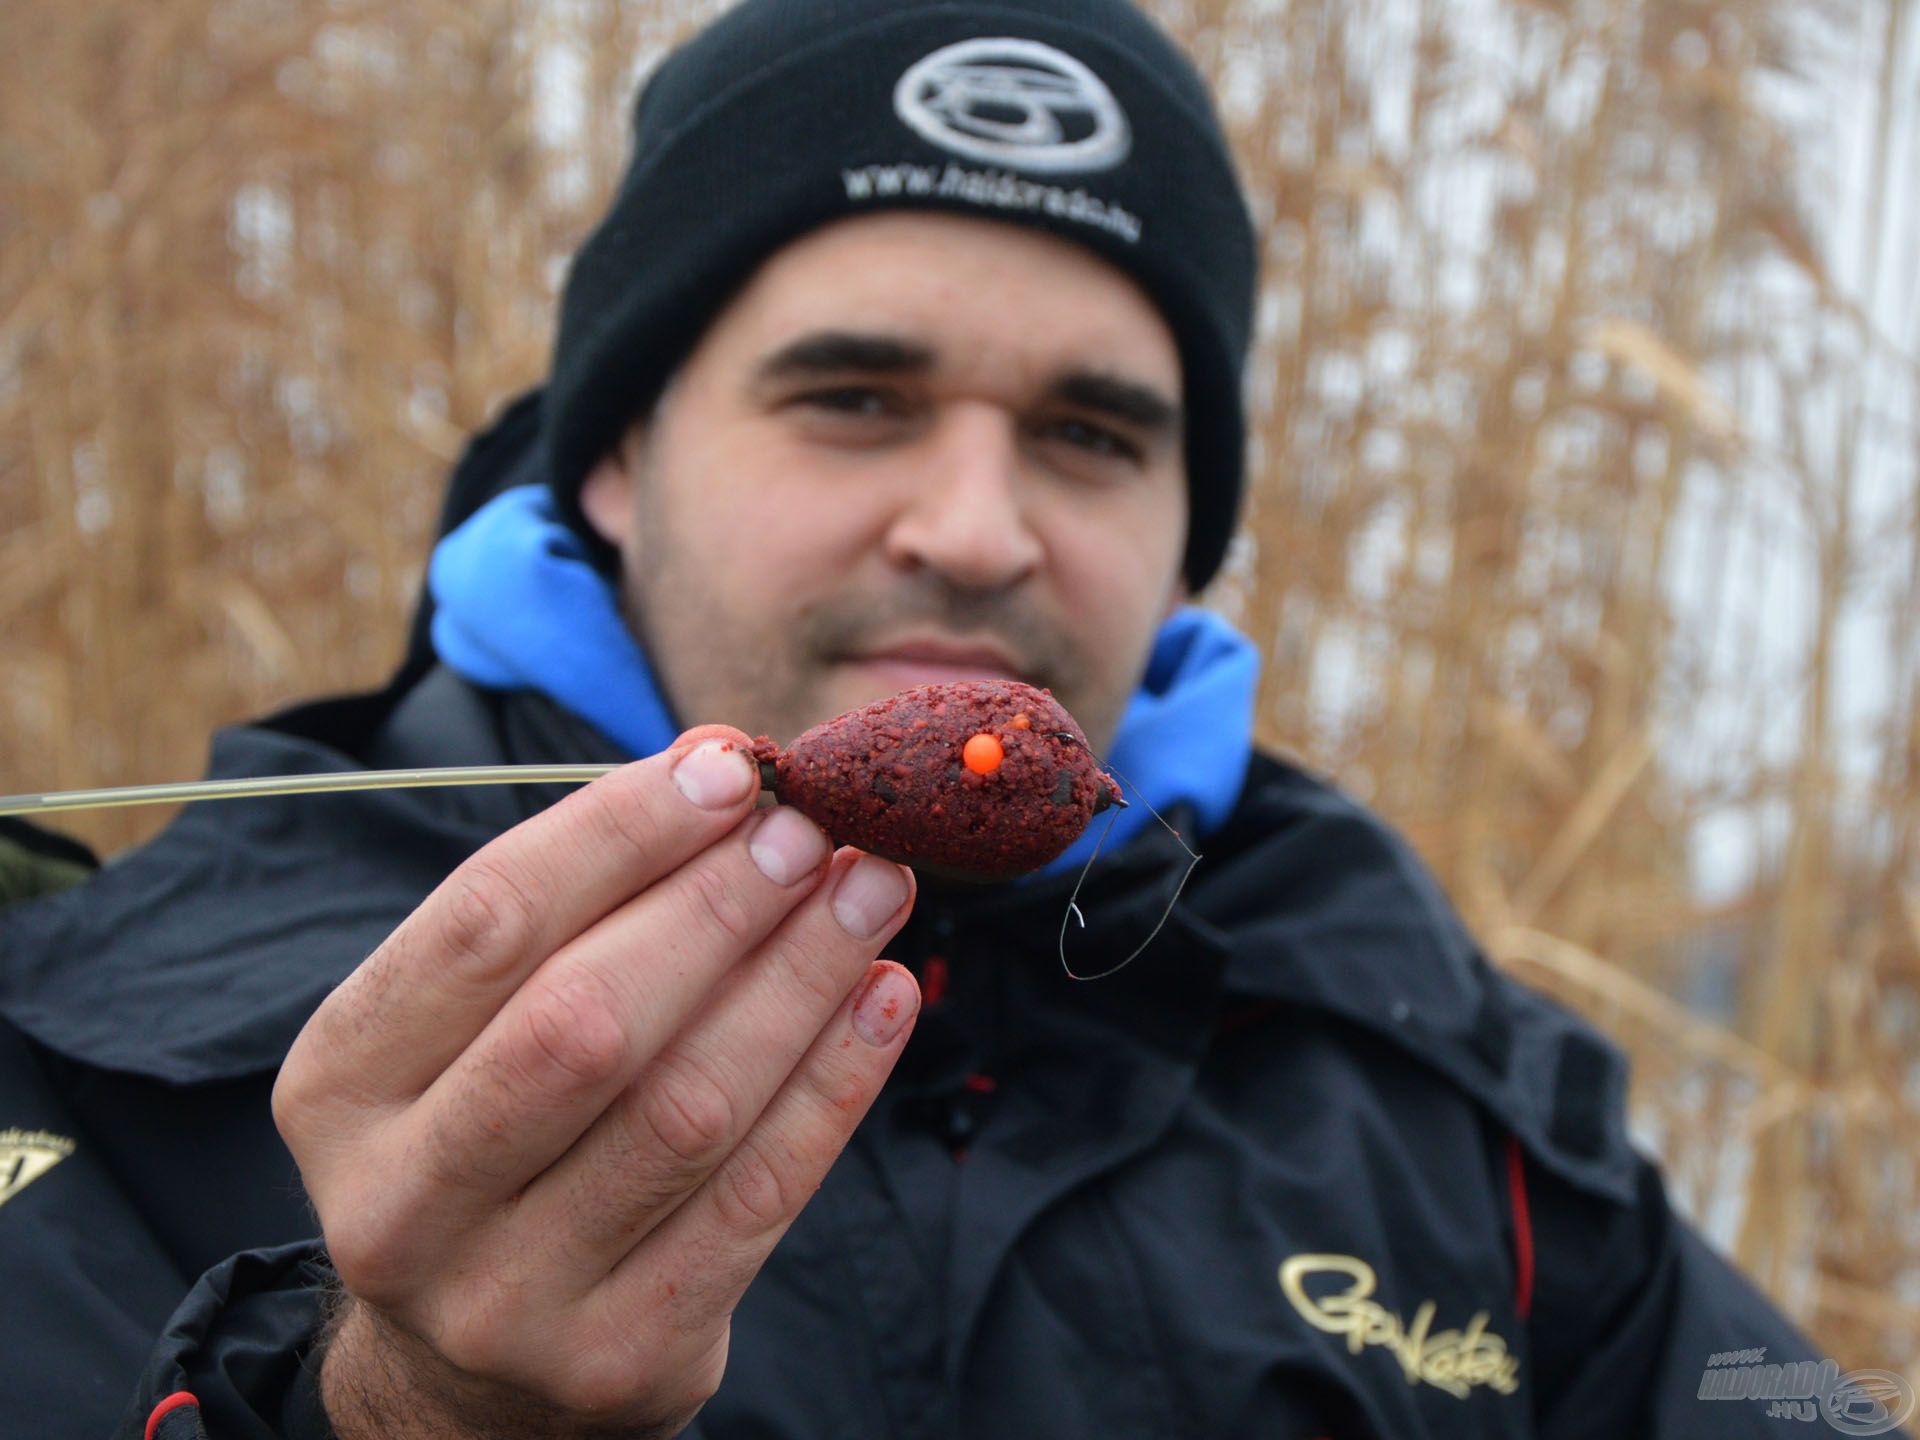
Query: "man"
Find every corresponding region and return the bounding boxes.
[0,1,1857,1437]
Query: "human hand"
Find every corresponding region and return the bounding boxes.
[272,726,919,1439]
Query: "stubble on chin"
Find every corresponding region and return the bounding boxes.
[610,538,1129,754]
[605,556,823,744]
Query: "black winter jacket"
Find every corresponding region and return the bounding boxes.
[0,664,1830,1439]
[0,399,1837,1440]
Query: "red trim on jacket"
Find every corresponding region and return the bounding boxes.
[1506,1133,1535,1320]
[144,1392,200,1440]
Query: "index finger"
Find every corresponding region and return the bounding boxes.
[285,725,766,1111]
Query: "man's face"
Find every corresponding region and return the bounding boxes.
[578,211,1189,757]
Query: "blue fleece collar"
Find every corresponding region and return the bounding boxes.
[429,486,1260,877]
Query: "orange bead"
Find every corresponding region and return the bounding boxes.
[962,732,1005,775]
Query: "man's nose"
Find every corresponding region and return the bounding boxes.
[879,404,1044,591]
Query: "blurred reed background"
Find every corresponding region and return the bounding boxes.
[3,0,1916,1379]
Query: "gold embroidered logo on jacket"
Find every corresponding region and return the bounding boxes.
[0,1128,75,1210]
[1279,1253,1521,1399]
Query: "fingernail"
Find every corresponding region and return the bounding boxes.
[852,964,919,1047]
[748,807,829,886]
[832,854,909,939]
[672,739,756,810]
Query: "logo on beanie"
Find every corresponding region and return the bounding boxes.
[893,37,1131,174]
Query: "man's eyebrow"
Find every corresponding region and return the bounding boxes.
[752,331,1183,438]
[753,330,936,382]
[1050,371,1184,438]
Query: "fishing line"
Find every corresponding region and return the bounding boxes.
[1056,747,1203,983]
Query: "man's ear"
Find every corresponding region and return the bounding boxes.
[578,430,640,548]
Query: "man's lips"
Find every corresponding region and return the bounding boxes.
[843,639,1027,688]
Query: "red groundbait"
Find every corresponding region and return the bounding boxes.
[749,679,1125,881]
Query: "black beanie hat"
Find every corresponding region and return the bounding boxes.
[544,0,1259,593]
